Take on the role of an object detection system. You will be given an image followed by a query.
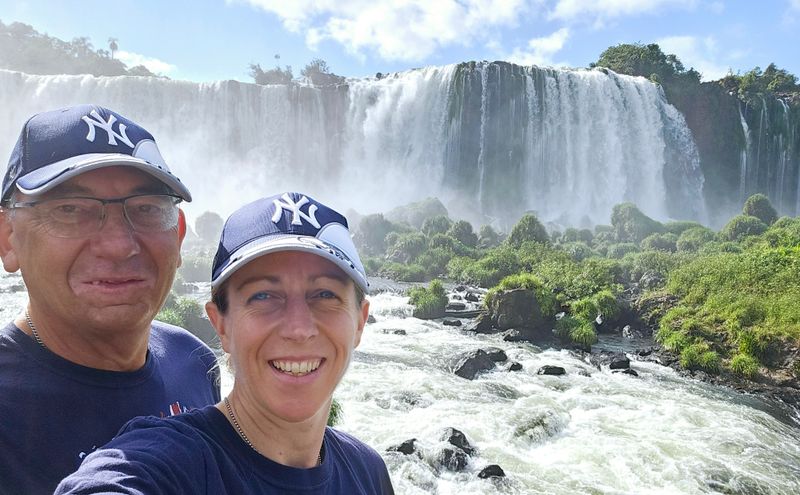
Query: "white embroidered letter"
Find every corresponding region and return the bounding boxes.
[81,110,135,148]
[272,194,320,228]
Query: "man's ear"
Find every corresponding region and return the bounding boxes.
[0,211,20,273]
[176,209,187,268]
[205,300,230,353]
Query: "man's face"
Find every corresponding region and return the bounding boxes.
[0,166,186,336]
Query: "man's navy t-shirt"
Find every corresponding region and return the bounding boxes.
[0,321,220,494]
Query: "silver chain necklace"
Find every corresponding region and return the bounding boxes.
[223,397,323,466]
[25,309,48,350]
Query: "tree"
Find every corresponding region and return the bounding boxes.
[742,193,778,225]
[108,38,118,59]
[507,213,549,247]
[301,58,344,86]
[249,63,293,85]
[592,43,700,85]
[447,220,478,248]
[421,215,452,236]
[195,211,224,246]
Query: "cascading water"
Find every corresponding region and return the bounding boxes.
[0,64,705,227]
[737,96,800,216]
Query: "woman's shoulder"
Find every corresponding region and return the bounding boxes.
[325,427,385,463]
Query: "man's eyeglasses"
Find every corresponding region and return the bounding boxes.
[6,194,182,238]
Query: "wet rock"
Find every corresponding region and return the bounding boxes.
[455,285,467,292]
[639,270,665,290]
[437,447,468,472]
[483,347,508,362]
[464,313,497,334]
[446,301,467,311]
[454,350,495,380]
[490,289,544,330]
[478,464,506,479]
[387,438,418,456]
[451,294,463,300]
[465,292,480,303]
[613,368,639,377]
[382,328,407,335]
[367,314,377,324]
[508,362,523,371]
[589,351,630,370]
[538,365,566,376]
[440,427,475,455]
[442,318,462,327]
[622,325,646,339]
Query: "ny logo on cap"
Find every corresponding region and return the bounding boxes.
[272,193,321,228]
[81,110,135,148]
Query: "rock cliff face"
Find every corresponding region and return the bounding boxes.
[667,82,800,227]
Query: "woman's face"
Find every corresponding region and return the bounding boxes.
[207,250,368,424]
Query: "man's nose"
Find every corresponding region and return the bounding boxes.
[88,205,141,259]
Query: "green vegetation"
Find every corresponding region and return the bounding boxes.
[0,19,157,76]
[157,296,203,328]
[354,192,798,378]
[407,279,448,319]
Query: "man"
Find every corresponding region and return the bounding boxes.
[0,105,220,494]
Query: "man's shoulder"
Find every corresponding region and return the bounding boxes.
[150,320,216,355]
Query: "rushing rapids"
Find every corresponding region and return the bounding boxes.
[0,64,706,228]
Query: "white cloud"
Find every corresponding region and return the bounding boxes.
[506,27,570,67]
[657,35,729,81]
[548,0,696,25]
[116,51,176,75]
[235,0,530,61]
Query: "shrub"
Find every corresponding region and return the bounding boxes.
[507,213,549,247]
[570,320,599,348]
[421,215,453,236]
[679,342,720,373]
[416,247,453,278]
[591,289,619,319]
[719,214,768,242]
[641,232,678,252]
[478,224,501,248]
[408,279,448,319]
[730,353,760,378]
[380,262,426,282]
[455,246,520,287]
[742,193,778,225]
[386,231,427,262]
[195,211,224,246]
[356,214,396,255]
[157,296,202,328]
[328,398,343,426]
[664,220,704,235]
[447,220,478,248]
[561,241,594,261]
[570,298,597,322]
[607,243,639,259]
[429,233,456,250]
[610,202,664,243]
[676,226,715,252]
[486,272,556,317]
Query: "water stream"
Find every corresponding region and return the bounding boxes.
[2,273,799,494]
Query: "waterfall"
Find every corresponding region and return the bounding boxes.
[738,96,800,216]
[739,105,752,203]
[0,64,706,227]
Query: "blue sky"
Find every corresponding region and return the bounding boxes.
[1,0,799,83]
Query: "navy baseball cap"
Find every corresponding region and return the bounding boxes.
[2,104,191,203]
[211,192,369,294]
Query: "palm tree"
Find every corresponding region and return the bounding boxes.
[108,38,118,59]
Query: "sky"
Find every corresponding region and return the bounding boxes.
[1,0,799,83]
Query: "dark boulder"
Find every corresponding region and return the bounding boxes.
[387,438,419,456]
[454,350,496,380]
[483,347,508,362]
[538,365,566,376]
[589,351,630,370]
[442,318,462,327]
[478,464,506,479]
[464,313,497,334]
[508,362,523,371]
[490,288,543,330]
[613,368,639,377]
[446,301,467,311]
[440,427,475,455]
[437,447,468,472]
[367,314,377,324]
[465,291,480,303]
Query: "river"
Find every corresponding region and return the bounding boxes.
[2,273,799,494]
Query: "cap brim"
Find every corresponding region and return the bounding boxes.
[15,153,192,202]
[211,233,369,294]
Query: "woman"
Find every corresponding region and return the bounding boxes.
[56,192,394,494]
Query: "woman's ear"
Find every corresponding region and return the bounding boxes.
[205,301,230,353]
